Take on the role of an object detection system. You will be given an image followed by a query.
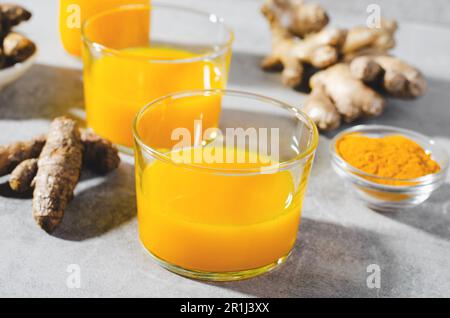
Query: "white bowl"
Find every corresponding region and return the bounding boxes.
[0,50,37,90]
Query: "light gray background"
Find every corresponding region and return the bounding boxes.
[0,0,449,297]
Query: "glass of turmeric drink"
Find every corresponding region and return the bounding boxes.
[81,4,233,151]
[59,0,151,57]
[133,90,319,281]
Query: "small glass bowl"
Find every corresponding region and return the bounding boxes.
[330,125,449,212]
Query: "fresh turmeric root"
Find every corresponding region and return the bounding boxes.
[2,130,120,191]
[9,132,122,194]
[0,135,45,176]
[9,158,38,193]
[82,132,121,175]
[32,117,84,233]
[0,118,121,233]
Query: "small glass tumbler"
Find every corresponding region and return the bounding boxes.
[59,0,150,57]
[133,90,319,281]
[81,4,233,152]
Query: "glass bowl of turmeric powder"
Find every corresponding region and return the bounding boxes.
[330,125,449,212]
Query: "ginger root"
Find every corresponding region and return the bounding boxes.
[261,2,345,87]
[262,29,346,87]
[33,117,84,233]
[262,0,329,38]
[350,55,427,98]
[303,85,341,131]
[304,63,386,130]
[261,1,400,89]
[261,2,397,88]
[9,158,38,193]
[341,19,397,60]
[261,0,427,130]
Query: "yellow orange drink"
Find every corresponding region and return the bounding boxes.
[59,0,150,57]
[134,90,319,281]
[82,5,233,150]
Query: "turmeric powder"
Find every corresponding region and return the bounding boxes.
[337,134,440,182]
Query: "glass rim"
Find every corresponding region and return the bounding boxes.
[133,89,320,174]
[81,3,234,64]
[330,124,449,189]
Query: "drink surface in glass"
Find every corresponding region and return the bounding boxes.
[133,90,319,281]
[82,4,233,151]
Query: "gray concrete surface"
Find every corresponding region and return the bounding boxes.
[0,0,449,297]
